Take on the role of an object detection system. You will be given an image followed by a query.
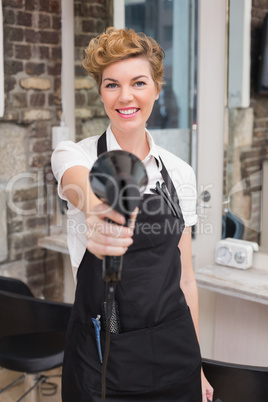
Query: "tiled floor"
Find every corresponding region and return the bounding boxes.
[0,367,62,402]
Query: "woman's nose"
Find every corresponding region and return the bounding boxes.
[119,86,134,103]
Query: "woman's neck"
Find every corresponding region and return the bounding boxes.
[111,126,150,161]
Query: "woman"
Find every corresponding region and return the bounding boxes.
[52,27,213,402]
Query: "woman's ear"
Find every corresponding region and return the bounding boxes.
[154,83,161,100]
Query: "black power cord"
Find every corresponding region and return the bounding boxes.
[101,281,117,402]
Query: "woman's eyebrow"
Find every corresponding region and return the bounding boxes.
[103,75,149,82]
[132,75,149,80]
[103,78,118,82]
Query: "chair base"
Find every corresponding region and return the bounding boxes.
[0,373,25,395]
[0,372,59,402]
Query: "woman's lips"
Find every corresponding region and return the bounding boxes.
[116,108,140,118]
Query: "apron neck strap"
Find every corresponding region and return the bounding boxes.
[97,131,107,157]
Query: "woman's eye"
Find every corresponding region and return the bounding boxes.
[134,81,146,87]
[106,83,117,89]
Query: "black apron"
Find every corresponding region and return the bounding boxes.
[62,133,202,402]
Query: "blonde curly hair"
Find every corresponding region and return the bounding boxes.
[82,27,165,93]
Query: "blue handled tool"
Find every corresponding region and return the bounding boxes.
[91,315,103,364]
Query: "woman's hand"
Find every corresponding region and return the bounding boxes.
[86,203,137,259]
[201,369,214,402]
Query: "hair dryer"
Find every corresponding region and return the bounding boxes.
[89,150,148,282]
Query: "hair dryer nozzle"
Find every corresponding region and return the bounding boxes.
[90,150,148,218]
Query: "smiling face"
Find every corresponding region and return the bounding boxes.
[100,56,159,138]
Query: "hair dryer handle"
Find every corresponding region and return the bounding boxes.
[102,216,130,282]
[103,255,123,282]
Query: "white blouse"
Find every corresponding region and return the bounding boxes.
[51,125,197,276]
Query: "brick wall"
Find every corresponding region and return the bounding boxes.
[74,0,112,141]
[0,0,112,299]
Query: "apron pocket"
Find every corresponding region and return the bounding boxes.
[64,311,201,396]
[101,327,154,393]
[152,308,201,389]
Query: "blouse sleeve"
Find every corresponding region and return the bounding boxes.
[176,164,198,227]
[51,139,97,200]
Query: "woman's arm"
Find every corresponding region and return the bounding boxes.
[179,227,213,402]
[61,165,95,215]
[61,165,135,259]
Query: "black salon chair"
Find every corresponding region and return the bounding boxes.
[0,276,34,297]
[222,211,244,239]
[202,358,268,402]
[0,276,72,401]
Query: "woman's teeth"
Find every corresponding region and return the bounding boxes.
[117,108,139,115]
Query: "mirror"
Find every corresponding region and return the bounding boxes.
[73,0,267,248]
[0,2,3,118]
[224,0,268,247]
